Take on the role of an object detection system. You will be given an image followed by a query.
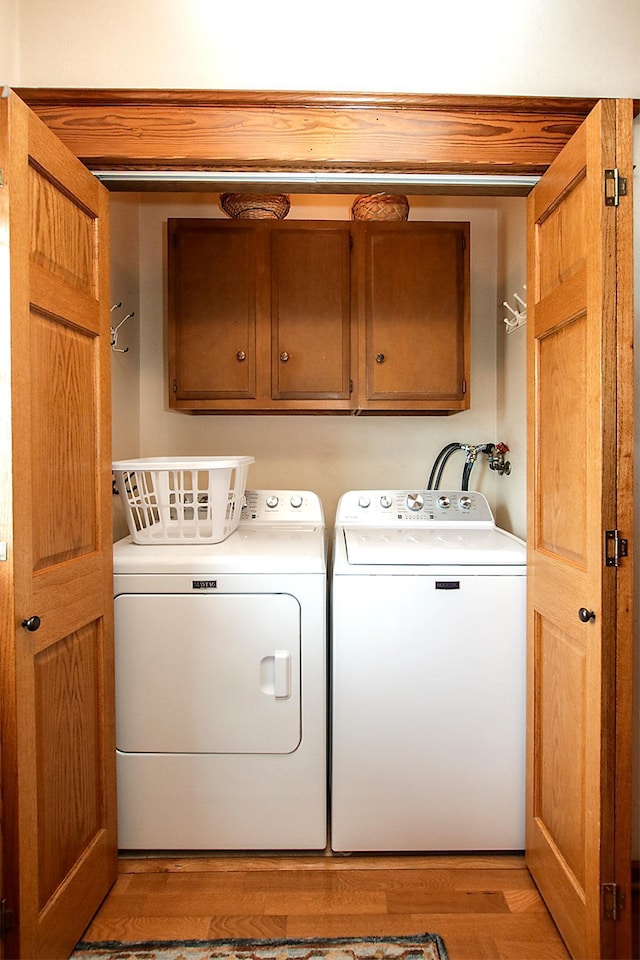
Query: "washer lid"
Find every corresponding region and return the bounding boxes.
[342,525,526,566]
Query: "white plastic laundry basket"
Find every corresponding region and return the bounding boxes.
[112,456,254,544]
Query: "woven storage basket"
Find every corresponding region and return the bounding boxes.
[220,193,291,220]
[113,456,254,544]
[351,193,410,221]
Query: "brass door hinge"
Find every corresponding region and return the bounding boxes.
[604,169,628,207]
[605,529,628,567]
[602,882,625,920]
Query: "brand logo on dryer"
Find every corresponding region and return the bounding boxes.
[192,580,217,589]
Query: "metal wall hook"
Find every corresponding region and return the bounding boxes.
[503,286,527,333]
[110,305,135,354]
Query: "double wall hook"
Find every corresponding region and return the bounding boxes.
[503,286,527,333]
[110,302,135,353]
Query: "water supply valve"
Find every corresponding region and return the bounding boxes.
[488,442,511,476]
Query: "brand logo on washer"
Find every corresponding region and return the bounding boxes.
[436,581,460,590]
[192,580,217,589]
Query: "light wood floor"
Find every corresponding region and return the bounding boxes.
[80,854,571,960]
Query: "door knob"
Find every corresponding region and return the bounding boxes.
[21,615,41,632]
[578,608,596,623]
[376,353,385,363]
[236,350,246,361]
[280,352,290,362]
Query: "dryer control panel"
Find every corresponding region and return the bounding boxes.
[241,490,324,524]
[336,490,495,525]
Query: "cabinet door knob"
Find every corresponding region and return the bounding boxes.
[578,607,596,623]
[280,352,290,362]
[22,615,41,632]
[376,353,385,363]
[236,350,246,362]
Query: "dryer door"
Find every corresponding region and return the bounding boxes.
[115,593,301,754]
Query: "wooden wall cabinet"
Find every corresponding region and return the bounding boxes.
[168,218,470,415]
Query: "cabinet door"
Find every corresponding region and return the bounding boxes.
[271,223,351,402]
[168,220,261,406]
[358,222,470,413]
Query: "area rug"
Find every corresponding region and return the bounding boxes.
[71,934,449,960]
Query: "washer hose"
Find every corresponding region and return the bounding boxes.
[427,443,463,489]
[428,442,496,490]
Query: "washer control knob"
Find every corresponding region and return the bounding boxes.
[266,495,279,509]
[459,495,472,511]
[290,495,303,509]
[406,493,424,512]
[437,496,451,510]
[379,495,392,509]
[358,495,371,509]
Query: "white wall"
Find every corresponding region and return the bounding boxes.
[0,0,19,83]
[110,196,141,540]
[8,0,640,96]
[495,199,528,539]
[123,192,513,527]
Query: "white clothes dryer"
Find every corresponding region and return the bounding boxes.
[113,490,326,850]
[330,489,526,853]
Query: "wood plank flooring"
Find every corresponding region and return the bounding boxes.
[80,854,571,960]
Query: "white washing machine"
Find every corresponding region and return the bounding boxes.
[331,489,526,853]
[113,490,327,850]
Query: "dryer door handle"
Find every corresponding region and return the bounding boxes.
[273,650,291,699]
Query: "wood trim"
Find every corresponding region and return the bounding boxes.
[613,98,635,960]
[12,89,606,111]
[14,89,638,185]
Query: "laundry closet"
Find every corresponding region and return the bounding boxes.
[2,85,635,959]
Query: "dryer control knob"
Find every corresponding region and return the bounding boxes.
[358,495,371,509]
[437,496,451,510]
[266,495,279,508]
[406,493,424,512]
[290,495,303,509]
[459,495,472,511]
[379,495,392,509]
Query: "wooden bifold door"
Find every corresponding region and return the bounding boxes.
[0,89,117,959]
[526,99,633,960]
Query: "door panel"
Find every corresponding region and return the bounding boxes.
[31,310,98,568]
[271,224,351,399]
[36,624,102,904]
[526,98,633,960]
[537,312,587,562]
[115,593,302,754]
[0,89,116,959]
[362,222,468,403]
[169,220,258,400]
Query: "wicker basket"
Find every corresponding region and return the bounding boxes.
[220,193,291,220]
[351,193,410,221]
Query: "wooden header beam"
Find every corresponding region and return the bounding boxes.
[14,89,630,193]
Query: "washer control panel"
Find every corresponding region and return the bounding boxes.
[337,490,494,524]
[241,490,324,523]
